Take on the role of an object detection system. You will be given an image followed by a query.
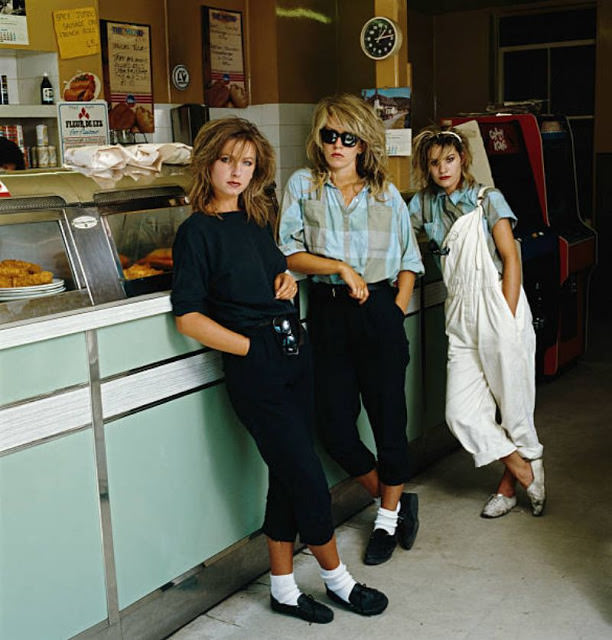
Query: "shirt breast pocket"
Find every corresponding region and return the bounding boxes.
[303,199,328,255]
[364,203,394,282]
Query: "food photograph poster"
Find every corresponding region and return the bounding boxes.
[202,7,248,108]
[101,20,154,134]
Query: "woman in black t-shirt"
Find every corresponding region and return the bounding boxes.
[171,118,388,623]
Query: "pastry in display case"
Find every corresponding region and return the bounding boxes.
[0,195,91,322]
[94,185,190,297]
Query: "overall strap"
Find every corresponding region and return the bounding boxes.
[422,191,433,224]
[477,185,493,205]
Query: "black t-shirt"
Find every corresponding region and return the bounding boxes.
[171,210,295,330]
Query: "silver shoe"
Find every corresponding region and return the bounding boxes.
[526,458,546,516]
[480,493,517,518]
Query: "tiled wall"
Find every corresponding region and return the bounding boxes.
[152,102,315,193]
[0,50,58,105]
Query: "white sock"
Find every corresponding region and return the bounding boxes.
[320,562,356,603]
[373,504,400,535]
[270,572,301,606]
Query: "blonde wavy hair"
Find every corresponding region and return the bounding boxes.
[189,118,276,226]
[306,94,389,198]
[411,126,475,191]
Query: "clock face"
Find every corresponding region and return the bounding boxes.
[360,17,402,60]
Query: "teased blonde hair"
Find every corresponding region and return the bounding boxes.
[306,94,389,198]
[411,126,475,191]
[190,118,276,226]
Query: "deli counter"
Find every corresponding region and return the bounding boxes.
[0,170,453,640]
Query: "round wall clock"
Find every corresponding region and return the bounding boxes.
[360,16,402,61]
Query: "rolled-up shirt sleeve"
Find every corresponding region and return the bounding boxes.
[484,188,517,232]
[392,187,424,276]
[278,170,308,256]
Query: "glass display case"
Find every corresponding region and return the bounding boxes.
[95,186,190,298]
[0,169,191,324]
[0,195,94,323]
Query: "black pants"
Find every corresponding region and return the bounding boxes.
[308,283,412,486]
[222,324,334,546]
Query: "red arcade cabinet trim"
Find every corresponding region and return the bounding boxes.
[450,114,549,226]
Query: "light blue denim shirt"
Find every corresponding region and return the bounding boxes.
[408,182,517,273]
[278,169,424,285]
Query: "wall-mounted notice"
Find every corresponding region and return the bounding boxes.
[362,87,412,156]
[101,20,154,134]
[0,0,29,45]
[202,7,247,108]
[52,6,100,59]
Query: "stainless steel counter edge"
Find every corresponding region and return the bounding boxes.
[0,279,447,351]
[0,292,172,350]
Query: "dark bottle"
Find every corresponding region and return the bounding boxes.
[0,75,9,104]
[40,73,54,105]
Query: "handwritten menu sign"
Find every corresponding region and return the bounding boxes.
[53,7,100,59]
[202,7,248,108]
[101,21,154,134]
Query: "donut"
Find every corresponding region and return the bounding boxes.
[205,80,230,107]
[135,106,154,133]
[229,84,248,108]
[109,103,136,130]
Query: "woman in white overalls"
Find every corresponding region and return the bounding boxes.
[408,127,546,518]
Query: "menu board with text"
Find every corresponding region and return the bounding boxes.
[101,20,154,134]
[202,7,248,108]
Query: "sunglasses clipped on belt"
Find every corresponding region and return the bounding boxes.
[272,316,300,356]
[429,240,450,256]
[320,128,360,148]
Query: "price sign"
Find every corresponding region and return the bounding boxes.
[53,7,101,59]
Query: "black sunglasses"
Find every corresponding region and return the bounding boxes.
[320,128,359,148]
[272,316,299,356]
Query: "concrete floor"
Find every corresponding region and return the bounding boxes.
[168,312,612,640]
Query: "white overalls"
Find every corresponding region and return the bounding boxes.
[440,189,544,467]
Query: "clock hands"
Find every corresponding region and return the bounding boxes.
[375,27,393,42]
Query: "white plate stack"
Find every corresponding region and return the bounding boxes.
[0,278,66,302]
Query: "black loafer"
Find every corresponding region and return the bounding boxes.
[396,492,419,550]
[364,528,397,565]
[270,593,334,623]
[326,583,388,616]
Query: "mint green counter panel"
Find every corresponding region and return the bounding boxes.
[0,431,107,640]
[106,385,267,610]
[0,333,88,405]
[423,304,448,430]
[403,314,423,441]
[97,312,201,378]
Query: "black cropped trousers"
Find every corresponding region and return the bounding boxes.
[307,283,412,486]
[222,324,334,546]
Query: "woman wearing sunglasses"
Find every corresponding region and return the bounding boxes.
[278,94,424,567]
[171,117,388,624]
[408,126,545,519]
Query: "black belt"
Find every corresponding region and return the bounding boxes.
[311,280,390,299]
[250,313,297,329]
